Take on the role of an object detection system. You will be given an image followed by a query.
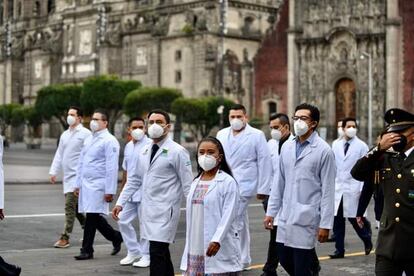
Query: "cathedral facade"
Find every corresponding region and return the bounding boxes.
[0,0,279,115]
[254,0,414,141]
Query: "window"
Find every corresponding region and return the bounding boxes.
[175,70,182,83]
[47,0,55,14]
[268,102,277,116]
[7,0,13,19]
[0,0,4,24]
[175,50,182,61]
[33,1,40,16]
[17,1,21,17]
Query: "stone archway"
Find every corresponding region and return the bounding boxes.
[335,78,356,122]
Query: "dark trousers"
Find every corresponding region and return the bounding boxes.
[333,199,372,254]
[81,213,122,254]
[276,242,319,276]
[262,197,279,275]
[375,255,414,276]
[149,241,174,276]
[0,256,20,276]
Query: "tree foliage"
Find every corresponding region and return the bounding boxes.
[35,84,82,128]
[0,103,23,135]
[80,75,141,131]
[171,96,234,140]
[124,87,182,117]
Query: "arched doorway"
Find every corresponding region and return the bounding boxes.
[335,78,356,122]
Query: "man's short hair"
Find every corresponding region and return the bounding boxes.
[128,117,145,126]
[93,108,109,122]
[69,106,83,117]
[229,104,247,115]
[148,109,171,124]
[295,103,320,124]
[342,117,357,128]
[269,113,290,129]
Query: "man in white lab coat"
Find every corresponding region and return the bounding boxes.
[0,136,22,275]
[217,104,273,269]
[264,103,336,276]
[329,117,372,259]
[112,109,193,276]
[49,106,91,248]
[117,117,151,267]
[74,109,122,260]
[262,113,294,276]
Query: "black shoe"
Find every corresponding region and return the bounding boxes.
[14,266,21,276]
[364,240,373,255]
[74,252,94,260]
[111,239,122,256]
[329,252,344,259]
[260,272,278,276]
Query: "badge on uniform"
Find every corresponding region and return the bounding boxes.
[143,148,149,155]
[185,160,191,166]
[161,149,168,156]
[411,169,414,177]
[409,190,414,199]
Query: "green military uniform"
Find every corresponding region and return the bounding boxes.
[351,108,414,275]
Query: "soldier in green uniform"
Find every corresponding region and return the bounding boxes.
[351,108,414,276]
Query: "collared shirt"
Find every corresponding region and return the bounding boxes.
[405,146,414,158]
[49,124,91,194]
[295,131,317,159]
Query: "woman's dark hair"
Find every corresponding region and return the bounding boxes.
[195,136,233,179]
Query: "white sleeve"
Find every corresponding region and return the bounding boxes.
[49,133,64,175]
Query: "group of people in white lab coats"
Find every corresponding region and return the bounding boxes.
[44,102,379,276]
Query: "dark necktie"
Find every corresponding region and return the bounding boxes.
[344,142,350,156]
[150,143,159,163]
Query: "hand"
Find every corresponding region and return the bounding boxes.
[356,216,364,228]
[378,132,401,151]
[104,194,113,203]
[263,216,274,230]
[112,205,123,221]
[50,175,57,184]
[74,188,80,197]
[317,228,329,243]
[206,242,220,257]
[0,209,4,220]
[256,194,268,200]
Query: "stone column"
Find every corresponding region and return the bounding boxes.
[287,0,299,116]
[385,0,402,109]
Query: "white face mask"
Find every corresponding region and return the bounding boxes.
[294,119,309,137]
[345,127,357,139]
[67,115,76,126]
[337,127,344,138]
[271,129,282,141]
[230,118,244,131]
[90,120,100,132]
[148,123,165,139]
[131,128,145,141]
[198,154,218,172]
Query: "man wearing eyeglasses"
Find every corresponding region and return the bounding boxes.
[264,103,336,275]
[73,109,123,260]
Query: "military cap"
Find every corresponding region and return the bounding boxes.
[384,108,414,132]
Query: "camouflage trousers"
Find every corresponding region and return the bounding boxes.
[61,192,85,240]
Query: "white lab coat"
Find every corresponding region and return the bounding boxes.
[117,137,193,243]
[0,136,4,209]
[49,124,91,194]
[180,171,241,274]
[268,132,336,249]
[122,136,151,202]
[332,136,369,218]
[217,124,273,197]
[75,129,120,214]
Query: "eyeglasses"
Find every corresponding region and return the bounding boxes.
[292,116,312,121]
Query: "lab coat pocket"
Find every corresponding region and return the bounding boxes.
[216,233,239,261]
[143,203,172,223]
[291,203,318,228]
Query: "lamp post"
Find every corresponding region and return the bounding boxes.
[360,52,372,147]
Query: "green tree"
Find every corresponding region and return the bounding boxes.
[171,96,234,140]
[24,107,43,138]
[35,84,82,128]
[0,103,23,135]
[80,75,141,131]
[124,87,182,117]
